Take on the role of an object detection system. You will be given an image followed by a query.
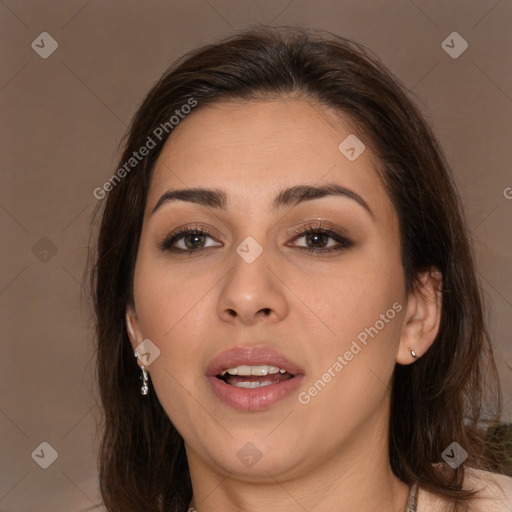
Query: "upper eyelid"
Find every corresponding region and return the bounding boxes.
[166,218,343,236]
[165,222,344,240]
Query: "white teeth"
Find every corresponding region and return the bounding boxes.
[231,380,274,388]
[220,364,286,377]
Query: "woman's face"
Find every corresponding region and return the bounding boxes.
[128,98,409,480]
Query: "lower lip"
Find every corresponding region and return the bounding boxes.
[207,374,304,412]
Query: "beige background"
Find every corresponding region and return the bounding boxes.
[1,1,511,511]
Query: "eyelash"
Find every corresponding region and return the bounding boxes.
[158,222,353,256]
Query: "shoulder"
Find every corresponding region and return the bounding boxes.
[463,467,512,511]
[417,468,512,512]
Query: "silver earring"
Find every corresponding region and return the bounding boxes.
[134,351,149,395]
[410,349,418,359]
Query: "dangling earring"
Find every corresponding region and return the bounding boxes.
[134,351,149,395]
[410,349,418,359]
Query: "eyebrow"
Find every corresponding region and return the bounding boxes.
[150,183,374,219]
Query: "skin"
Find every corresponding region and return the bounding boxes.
[125,97,445,512]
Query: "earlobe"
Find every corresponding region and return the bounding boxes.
[396,268,442,365]
[126,307,151,393]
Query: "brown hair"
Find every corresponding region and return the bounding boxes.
[86,25,506,512]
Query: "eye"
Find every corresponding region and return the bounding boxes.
[158,221,353,256]
[158,225,221,254]
[289,222,353,254]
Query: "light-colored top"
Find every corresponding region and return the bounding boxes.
[416,468,512,511]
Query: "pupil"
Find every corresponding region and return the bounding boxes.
[185,234,204,249]
[307,233,327,248]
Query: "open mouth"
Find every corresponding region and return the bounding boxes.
[216,364,295,388]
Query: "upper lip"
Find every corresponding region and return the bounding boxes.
[206,346,305,377]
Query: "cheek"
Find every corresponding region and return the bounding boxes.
[297,280,404,435]
[133,253,207,352]
[307,242,404,348]
[298,248,405,418]
[133,263,217,435]
[133,243,214,340]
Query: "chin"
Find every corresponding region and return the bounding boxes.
[198,438,304,480]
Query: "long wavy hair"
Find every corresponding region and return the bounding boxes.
[86,25,507,512]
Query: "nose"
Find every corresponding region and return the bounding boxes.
[216,245,289,326]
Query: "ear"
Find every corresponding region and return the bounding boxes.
[396,267,442,365]
[126,305,145,369]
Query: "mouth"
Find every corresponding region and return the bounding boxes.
[206,346,304,411]
[216,364,295,388]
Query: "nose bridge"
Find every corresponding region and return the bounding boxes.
[228,234,271,299]
[216,233,287,323]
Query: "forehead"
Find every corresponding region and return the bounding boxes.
[147,98,394,224]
